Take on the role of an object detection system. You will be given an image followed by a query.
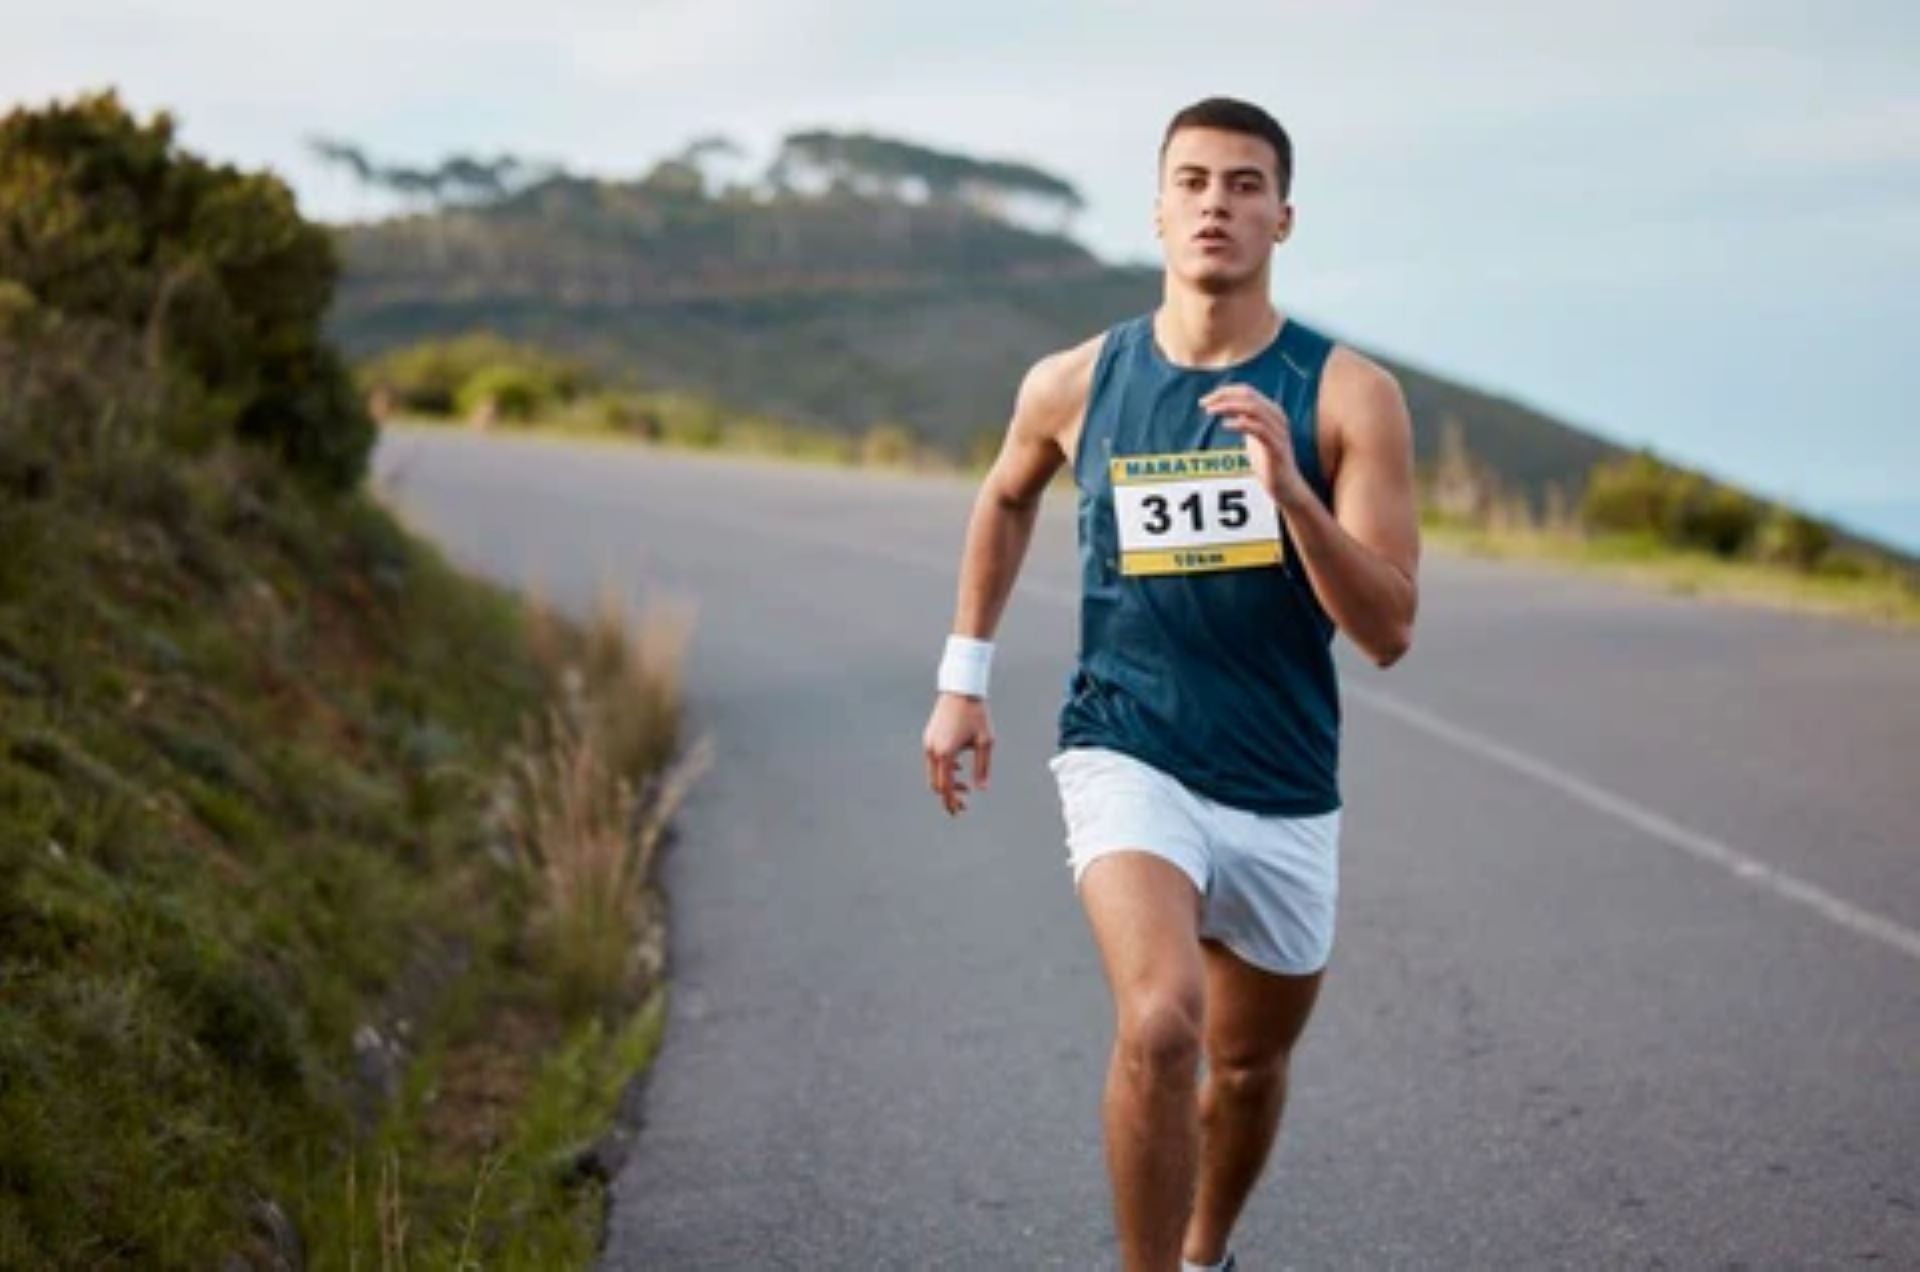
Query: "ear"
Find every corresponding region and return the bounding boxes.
[1274,202,1295,244]
[1152,194,1164,241]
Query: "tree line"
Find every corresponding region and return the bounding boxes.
[309,127,1085,230]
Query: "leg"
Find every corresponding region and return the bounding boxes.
[1078,850,1207,1272]
[1181,941,1324,1266]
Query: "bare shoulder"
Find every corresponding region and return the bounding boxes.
[1322,344,1409,428]
[1318,344,1412,478]
[1013,331,1106,450]
[981,331,1108,505]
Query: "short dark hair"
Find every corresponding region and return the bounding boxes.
[1160,97,1293,198]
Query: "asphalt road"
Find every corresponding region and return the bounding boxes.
[373,426,1920,1270]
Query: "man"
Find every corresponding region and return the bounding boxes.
[921,97,1419,1271]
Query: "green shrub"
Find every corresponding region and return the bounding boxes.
[1581,451,1762,559]
[238,343,374,492]
[455,361,562,423]
[1670,479,1762,558]
[360,332,593,419]
[359,336,493,416]
[1582,452,1678,538]
[1753,507,1833,571]
[0,299,167,463]
[0,89,370,490]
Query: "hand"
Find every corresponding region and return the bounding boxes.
[922,692,993,816]
[1201,382,1309,508]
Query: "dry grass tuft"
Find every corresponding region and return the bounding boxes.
[503,583,706,1017]
[580,584,692,781]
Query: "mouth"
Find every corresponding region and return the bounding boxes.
[1193,227,1232,250]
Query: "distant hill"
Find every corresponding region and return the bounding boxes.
[329,169,1629,503]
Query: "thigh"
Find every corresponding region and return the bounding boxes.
[1200,938,1324,1067]
[1199,805,1341,979]
[1079,850,1207,1017]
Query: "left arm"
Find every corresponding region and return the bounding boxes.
[1202,350,1420,667]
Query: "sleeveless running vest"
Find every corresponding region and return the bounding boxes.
[1057,312,1342,816]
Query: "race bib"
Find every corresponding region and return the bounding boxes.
[1110,449,1285,577]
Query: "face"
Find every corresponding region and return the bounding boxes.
[1155,127,1293,293]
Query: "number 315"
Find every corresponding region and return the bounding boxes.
[1141,489,1250,535]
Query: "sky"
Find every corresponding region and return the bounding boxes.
[10,1,1919,550]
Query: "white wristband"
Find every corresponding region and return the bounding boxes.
[937,635,994,699]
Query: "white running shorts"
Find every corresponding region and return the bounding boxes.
[1049,745,1341,976]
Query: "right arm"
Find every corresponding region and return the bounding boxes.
[921,338,1098,815]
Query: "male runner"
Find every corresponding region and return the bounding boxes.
[921,97,1420,1271]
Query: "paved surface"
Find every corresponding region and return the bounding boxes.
[374,426,1920,1270]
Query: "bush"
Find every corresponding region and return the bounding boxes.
[1753,507,1833,571]
[238,343,374,491]
[0,89,370,490]
[454,362,561,423]
[1581,452,1678,539]
[0,293,167,464]
[1671,480,1762,558]
[359,333,592,420]
[1580,451,1762,559]
[359,336,490,416]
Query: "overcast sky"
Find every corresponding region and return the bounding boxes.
[11,1,1919,548]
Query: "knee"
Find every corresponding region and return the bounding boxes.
[1115,991,1203,1083]
[1207,1051,1288,1104]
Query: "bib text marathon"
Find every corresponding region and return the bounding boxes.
[1111,451,1255,483]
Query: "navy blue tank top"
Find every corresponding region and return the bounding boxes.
[1057,312,1342,816]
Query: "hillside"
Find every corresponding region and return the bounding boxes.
[1,91,687,1265]
[329,176,1626,504]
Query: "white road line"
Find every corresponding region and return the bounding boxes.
[1342,684,1920,965]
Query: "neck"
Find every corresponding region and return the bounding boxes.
[1154,275,1283,369]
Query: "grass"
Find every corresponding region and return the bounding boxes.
[0,409,695,1264]
[308,985,670,1269]
[296,584,702,1270]
[504,707,709,1022]
[1423,513,1920,630]
[504,589,708,1021]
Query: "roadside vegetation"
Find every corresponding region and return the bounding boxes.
[1,89,697,1265]
[359,332,952,472]
[1423,421,1920,627]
